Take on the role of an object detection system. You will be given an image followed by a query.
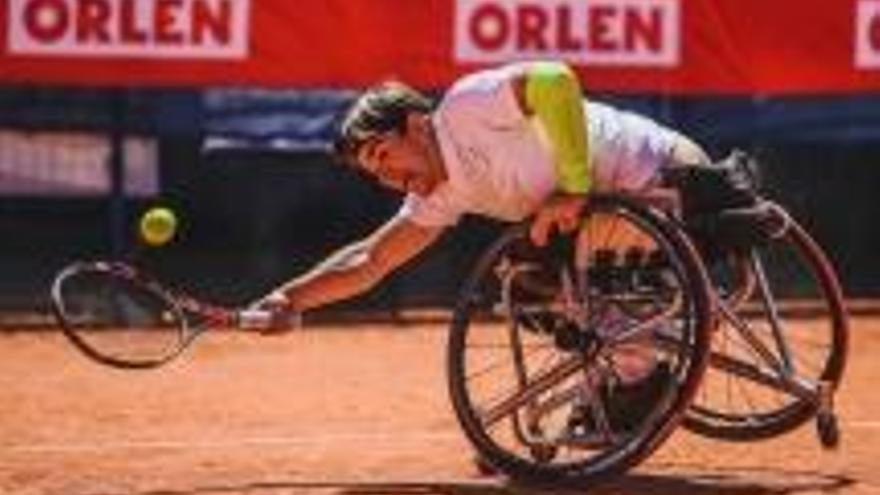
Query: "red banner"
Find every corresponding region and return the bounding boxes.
[1,0,879,95]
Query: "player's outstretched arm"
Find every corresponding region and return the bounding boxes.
[249,214,445,324]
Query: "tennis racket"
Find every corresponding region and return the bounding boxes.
[50,260,282,369]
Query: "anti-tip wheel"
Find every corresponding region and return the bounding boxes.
[816,411,840,450]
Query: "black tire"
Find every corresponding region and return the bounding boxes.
[683,205,849,441]
[447,195,714,485]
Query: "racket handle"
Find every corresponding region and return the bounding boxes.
[236,309,301,331]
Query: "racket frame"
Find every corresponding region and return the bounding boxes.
[50,260,235,369]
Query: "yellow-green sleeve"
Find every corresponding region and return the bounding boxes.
[523,62,591,194]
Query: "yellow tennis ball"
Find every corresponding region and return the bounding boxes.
[140,207,177,246]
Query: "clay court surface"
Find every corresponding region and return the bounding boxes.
[1,317,878,495]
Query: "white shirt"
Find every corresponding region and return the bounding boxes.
[400,64,679,227]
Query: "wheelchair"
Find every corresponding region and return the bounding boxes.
[446,152,848,485]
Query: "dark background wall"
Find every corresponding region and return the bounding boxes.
[1,88,878,317]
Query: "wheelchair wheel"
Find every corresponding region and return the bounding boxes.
[683,202,849,441]
[447,195,714,485]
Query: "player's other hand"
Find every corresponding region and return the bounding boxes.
[239,292,301,334]
[530,193,587,247]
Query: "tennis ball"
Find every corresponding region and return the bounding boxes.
[140,207,177,246]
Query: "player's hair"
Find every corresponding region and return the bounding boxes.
[333,81,433,167]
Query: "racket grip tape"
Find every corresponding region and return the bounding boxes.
[236,309,301,331]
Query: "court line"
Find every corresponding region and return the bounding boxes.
[3,420,879,455]
[845,419,880,429]
[0,431,464,455]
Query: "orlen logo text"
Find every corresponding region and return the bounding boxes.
[456,0,680,66]
[8,0,250,59]
[856,0,880,68]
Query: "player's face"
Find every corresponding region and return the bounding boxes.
[357,114,445,196]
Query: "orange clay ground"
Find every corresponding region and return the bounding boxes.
[0,317,878,495]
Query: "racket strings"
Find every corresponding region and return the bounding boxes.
[56,267,186,365]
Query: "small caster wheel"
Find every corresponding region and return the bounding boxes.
[530,444,558,464]
[816,411,840,450]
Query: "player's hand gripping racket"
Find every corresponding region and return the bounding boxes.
[50,260,293,369]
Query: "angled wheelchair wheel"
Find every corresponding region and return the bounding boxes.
[683,202,849,441]
[447,195,714,485]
